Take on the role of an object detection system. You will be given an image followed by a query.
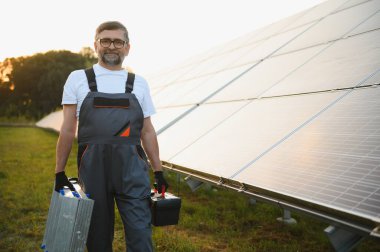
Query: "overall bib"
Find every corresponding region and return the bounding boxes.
[77,68,152,252]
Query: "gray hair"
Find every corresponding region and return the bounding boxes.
[95,21,129,43]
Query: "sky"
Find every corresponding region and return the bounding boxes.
[0,0,325,75]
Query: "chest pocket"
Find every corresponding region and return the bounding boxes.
[93,97,130,108]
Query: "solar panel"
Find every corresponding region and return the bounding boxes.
[208,45,323,102]
[151,105,192,133]
[175,46,255,81]
[35,0,380,242]
[285,0,348,30]
[346,8,380,36]
[152,65,248,109]
[148,63,196,91]
[208,29,260,56]
[164,91,342,177]
[158,100,249,161]
[152,1,380,240]
[232,86,380,222]
[234,25,310,66]
[246,9,311,43]
[264,29,380,96]
[335,0,373,12]
[277,0,380,54]
[365,69,380,85]
[152,75,212,107]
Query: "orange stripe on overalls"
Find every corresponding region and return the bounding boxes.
[120,126,130,137]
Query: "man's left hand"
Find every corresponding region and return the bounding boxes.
[154,171,169,193]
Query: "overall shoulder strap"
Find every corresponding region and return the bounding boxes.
[84,67,98,92]
[125,72,135,93]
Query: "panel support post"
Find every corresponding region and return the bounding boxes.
[277,209,297,224]
[184,176,203,192]
[249,198,257,205]
[324,225,363,252]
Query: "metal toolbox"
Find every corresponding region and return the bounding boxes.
[41,179,94,252]
[150,191,181,226]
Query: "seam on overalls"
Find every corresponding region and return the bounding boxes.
[135,146,149,167]
[78,145,89,171]
[135,146,145,161]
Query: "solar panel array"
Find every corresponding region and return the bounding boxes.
[34,0,380,237]
[148,0,380,236]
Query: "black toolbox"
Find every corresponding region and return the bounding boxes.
[150,190,181,226]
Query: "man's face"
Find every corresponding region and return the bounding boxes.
[94,29,130,67]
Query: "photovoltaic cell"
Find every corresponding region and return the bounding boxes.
[365,70,380,84]
[151,105,192,133]
[276,0,380,54]
[263,30,380,96]
[175,45,253,81]
[335,0,373,12]
[243,9,310,44]
[152,75,212,107]
[169,92,342,177]
[233,25,308,66]
[208,45,323,102]
[157,100,249,161]
[285,0,348,30]
[233,86,380,221]
[210,29,260,56]
[170,65,248,106]
[152,65,248,108]
[347,8,380,36]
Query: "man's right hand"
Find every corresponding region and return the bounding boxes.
[55,171,75,192]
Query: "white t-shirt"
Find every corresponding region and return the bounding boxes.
[62,63,156,118]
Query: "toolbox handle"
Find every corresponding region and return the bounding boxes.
[161,185,166,198]
[61,177,81,198]
[153,184,166,198]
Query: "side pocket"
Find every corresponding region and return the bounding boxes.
[77,144,89,170]
[135,145,148,163]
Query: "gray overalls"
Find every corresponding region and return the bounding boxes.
[77,67,153,252]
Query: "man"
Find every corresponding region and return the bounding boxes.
[54,21,168,252]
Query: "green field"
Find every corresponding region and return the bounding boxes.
[0,126,379,251]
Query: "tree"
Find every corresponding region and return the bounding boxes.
[0,49,97,120]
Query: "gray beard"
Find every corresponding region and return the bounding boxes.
[102,53,123,66]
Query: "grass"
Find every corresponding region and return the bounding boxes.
[0,126,379,251]
[0,116,36,124]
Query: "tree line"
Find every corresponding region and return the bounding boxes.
[0,48,97,121]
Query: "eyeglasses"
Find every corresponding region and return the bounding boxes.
[97,38,127,49]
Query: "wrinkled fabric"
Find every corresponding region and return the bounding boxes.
[77,78,152,252]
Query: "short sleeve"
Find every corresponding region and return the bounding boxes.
[141,80,156,118]
[134,75,156,118]
[61,71,79,105]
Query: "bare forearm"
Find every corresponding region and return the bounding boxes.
[55,104,77,174]
[141,130,162,172]
[55,130,76,173]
